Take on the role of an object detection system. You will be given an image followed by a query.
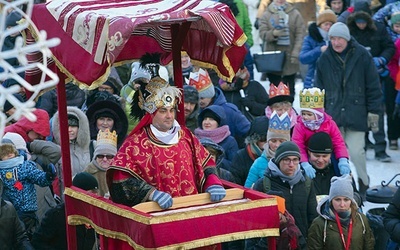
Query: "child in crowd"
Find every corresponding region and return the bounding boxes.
[244,111,291,188]
[292,87,350,179]
[0,143,56,239]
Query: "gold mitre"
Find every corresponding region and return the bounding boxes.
[97,129,118,147]
[299,88,325,109]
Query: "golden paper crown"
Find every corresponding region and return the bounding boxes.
[138,77,182,114]
[188,68,212,92]
[97,129,118,147]
[269,82,290,98]
[299,88,325,109]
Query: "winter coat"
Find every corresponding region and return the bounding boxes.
[388,39,400,82]
[299,23,327,88]
[4,109,50,142]
[234,0,253,47]
[204,87,251,138]
[347,11,395,62]
[230,147,257,185]
[37,82,86,118]
[244,152,270,188]
[292,113,349,163]
[220,80,269,117]
[0,179,33,250]
[307,197,375,250]
[258,3,306,76]
[373,2,400,41]
[315,38,382,132]
[0,156,52,213]
[84,162,108,197]
[52,106,91,177]
[382,187,400,244]
[258,161,318,237]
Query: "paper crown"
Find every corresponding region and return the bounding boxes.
[97,129,118,148]
[267,82,294,106]
[268,111,291,134]
[188,68,212,92]
[299,88,325,109]
[138,78,182,114]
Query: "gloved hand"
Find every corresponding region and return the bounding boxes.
[372,57,387,67]
[45,163,56,181]
[206,185,226,202]
[151,190,173,209]
[367,112,379,133]
[240,97,252,108]
[300,162,316,179]
[393,104,400,120]
[273,28,286,37]
[254,18,259,30]
[338,158,351,175]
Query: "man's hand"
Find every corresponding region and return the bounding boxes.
[151,190,173,209]
[300,162,316,179]
[206,185,226,202]
[338,158,351,175]
[367,112,379,133]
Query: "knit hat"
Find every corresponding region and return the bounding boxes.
[317,9,337,26]
[68,114,79,127]
[3,93,24,113]
[274,141,301,165]
[307,132,333,154]
[200,109,221,126]
[5,11,22,27]
[267,111,291,142]
[329,175,354,202]
[188,68,215,98]
[73,172,98,191]
[328,22,351,41]
[2,132,27,152]
[93,129,118,158]
[183,85,199,104]
[390,12,400,27]
[245,116,269,144]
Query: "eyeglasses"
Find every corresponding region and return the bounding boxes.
[96,154,114,160]
[281,158,300,164]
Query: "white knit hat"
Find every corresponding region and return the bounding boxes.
[2,132,27,152]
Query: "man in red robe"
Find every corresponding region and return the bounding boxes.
[106,70,226,210]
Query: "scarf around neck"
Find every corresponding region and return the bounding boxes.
[150,120,181,145]
[194,125,231,144]
[0,155,24,169]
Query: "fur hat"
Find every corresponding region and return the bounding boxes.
[328,22,351,41]
[188,68,215,99]
[2,132,27,152]
[183,85,199,104]
[93,129,118,159]
[307,132,333,154]
[329,175,354,202]
[73,172,98,191]
[317,9,337,26]
[274,141,301,165]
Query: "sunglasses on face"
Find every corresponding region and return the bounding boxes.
[96,154,114,160]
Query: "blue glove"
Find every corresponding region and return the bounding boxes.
[373,57,386,67]
[373,57,381,67]
[206,185,226,202]
[301,162,316,179]
[151,190,173,209]
[45,163,56,181]
[338,158,351,175]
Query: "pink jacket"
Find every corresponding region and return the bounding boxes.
[292,113,349,162]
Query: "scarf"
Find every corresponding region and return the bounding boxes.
[272,3,290,46]
[318,27,330,44]
[92,159,107,172]
[302,115,325,131]
[267,159,305,187]
[194,125,231,144]
[150,120,181,145]
[325,203,352,227]
[263,143,276,159]
[0,156,24,169]
[247,142,263,160]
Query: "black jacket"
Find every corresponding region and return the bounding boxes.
[230,148,256,186]
[315,38,382,131]
[383,187,400,244]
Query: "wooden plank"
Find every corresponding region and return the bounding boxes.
[133,188,244,213]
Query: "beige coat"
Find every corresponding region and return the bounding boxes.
[258,3,306,76]
[84,162,108,197]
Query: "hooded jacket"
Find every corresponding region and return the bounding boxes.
[307,196,375,249]
[52,106,91,177]
[4,109,50,142]
[0,179,33,250]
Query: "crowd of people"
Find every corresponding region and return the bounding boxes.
[1,0,400,249]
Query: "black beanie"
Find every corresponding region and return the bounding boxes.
[4,93,24,112]
[201,109,221,126]
[307,132,333,154]
[73,172,98,191]
[274,141,301,165]
[183,85,199,104]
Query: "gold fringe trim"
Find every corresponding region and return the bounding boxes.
[65,188,278,225]
[68,214,279,250]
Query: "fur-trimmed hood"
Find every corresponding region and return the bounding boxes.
[52,106,90,149]
[308,22,324,43]
[347,11,376,33]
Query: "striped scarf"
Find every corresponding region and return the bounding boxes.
[273,4,290,46]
